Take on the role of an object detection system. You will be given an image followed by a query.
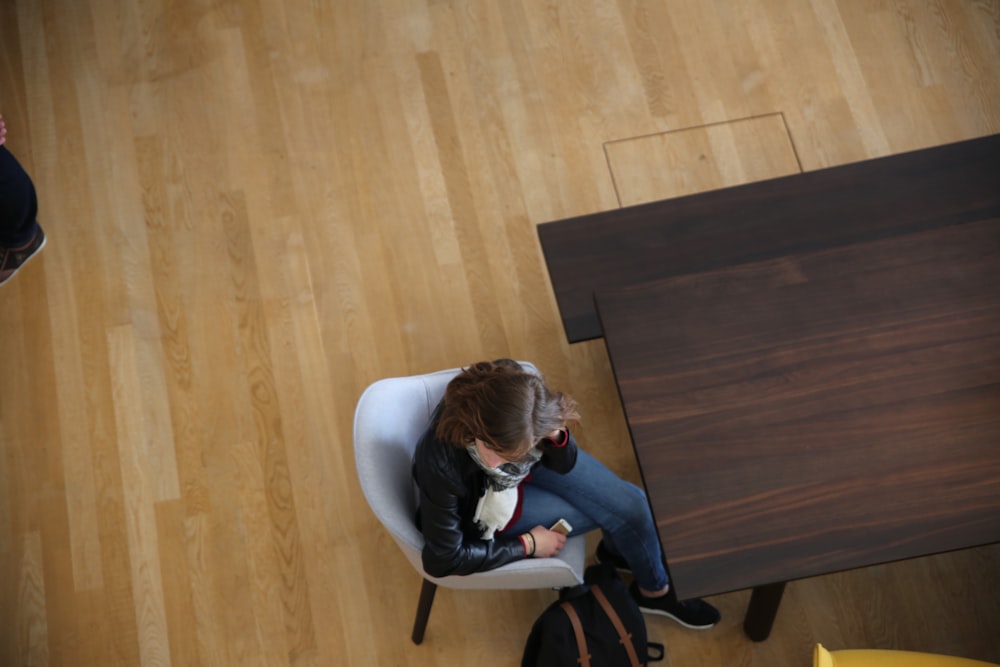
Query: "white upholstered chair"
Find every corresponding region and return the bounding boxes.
[353,363,587,644]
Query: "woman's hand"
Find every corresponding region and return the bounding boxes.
[528,525,567,558]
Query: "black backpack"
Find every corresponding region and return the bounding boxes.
[522,563,666,667]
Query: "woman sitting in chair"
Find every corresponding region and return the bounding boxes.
[412,358,720,629]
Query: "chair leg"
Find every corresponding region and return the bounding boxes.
[411,579,437,644]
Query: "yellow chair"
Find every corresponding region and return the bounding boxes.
[815,643,999,667]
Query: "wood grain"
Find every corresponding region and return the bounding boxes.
[1,0,999,665]
[596,219,1000,598]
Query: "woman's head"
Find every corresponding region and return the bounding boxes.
[436,359,580,461]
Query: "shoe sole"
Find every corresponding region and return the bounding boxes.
[598,547,720,630]
[0,231,46,286]
[636,604,718,630]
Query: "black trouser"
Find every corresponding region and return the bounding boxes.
[0,145,39,246]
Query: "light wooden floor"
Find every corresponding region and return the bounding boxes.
[1,1,999,665]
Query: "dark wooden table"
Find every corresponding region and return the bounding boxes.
[537,134,1000,640]
[595,220,1000,639]
[539,134,1000,343]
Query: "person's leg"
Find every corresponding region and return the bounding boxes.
[502,483,602,538]
[0,145,45,285]
[525,449,669,592]
[510,451,721,629]
[0,146,40,246]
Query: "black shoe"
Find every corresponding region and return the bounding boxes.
[0,224,46,286]
[595,540,632,574]
[629,582,721,630]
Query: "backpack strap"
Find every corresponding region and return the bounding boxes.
[559,602,591,667]
[591,584,641,667]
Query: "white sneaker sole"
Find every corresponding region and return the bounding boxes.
[636,603,719,630]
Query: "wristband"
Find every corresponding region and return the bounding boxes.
[522,532,536,557]
[547,429,569,447]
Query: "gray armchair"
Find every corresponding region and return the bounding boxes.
[353,364,587,644]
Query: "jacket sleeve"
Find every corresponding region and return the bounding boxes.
[414,433,527,578]
[538,428,578,474]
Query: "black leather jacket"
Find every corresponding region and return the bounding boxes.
[412,402,578,578]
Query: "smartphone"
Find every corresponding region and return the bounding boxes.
[549,518,573,536]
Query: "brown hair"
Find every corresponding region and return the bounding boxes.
[436,359,580,458]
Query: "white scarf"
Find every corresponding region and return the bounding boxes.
[472,486,520,540]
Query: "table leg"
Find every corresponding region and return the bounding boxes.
[743,582,786,641]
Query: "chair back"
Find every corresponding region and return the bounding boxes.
[814,643,999,667]
[353,367,461,568]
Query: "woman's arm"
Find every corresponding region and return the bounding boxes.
[414,433,526,577]
[539,427,578,474]
[417,482,526,577]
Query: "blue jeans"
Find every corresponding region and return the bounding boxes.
[503,449,670,592]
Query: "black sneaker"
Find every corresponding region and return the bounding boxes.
[595,540,632,574]
[0,224,46,286]
[629,581,721,630]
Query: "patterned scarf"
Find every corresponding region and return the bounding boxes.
[465,444,542,490]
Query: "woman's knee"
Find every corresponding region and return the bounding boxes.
[619,481,653,524]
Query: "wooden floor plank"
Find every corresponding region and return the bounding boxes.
[606,113,801,206]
